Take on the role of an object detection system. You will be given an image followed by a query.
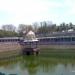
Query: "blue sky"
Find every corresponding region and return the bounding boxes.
[0,0,75,26]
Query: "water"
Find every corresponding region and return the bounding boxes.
[0,56,75,75]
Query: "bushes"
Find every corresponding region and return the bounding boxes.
[0,30,19,37]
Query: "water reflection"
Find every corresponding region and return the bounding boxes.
[0,56,75,75]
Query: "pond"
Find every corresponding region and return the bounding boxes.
[0,56,75,75]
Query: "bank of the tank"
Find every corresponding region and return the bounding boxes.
[1,42,75,58]
[39,44,75,49]
[0,42,22,58]
[39,45,75,57]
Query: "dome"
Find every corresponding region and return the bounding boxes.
[26,30,35,36]
[25,30,38,42]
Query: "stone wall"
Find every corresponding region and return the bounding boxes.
[0,42,22,58]
[0,42,21,52]
[39,44,75,49]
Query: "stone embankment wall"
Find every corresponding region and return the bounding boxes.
[0,42,21,51]
[0,41,75,58]
[38,44,75,57]
[0,42,22,58]
[39,44,75,49]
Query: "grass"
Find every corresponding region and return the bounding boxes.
[39,48,75,58]
[0,49,21,59]
[0,48,75,59]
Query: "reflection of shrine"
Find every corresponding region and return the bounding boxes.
[21,31,39,55]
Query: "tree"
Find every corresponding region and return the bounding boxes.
[18,24,33,37]
[69,22,73,29]
[0,30,19,37]
[32,22,39,33]
[26,25,33,32]
[18,24,27,37]
[2,24,16,32]
[38,21,50,36]
[60,22,66,31]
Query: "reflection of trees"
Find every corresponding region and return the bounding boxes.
[0,56,75,75]
[38,57,57,73]
[40,61,56,73]
[20,56,57,75]
[20,56,39,75]
[0,56,22,69]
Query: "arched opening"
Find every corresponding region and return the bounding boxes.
[22,48,34,55]
[36,51,39,56]
[26,51,31,55]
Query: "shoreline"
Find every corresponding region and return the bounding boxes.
[0,49,21,59]
[0,42,75,58]
[39,44,75,49]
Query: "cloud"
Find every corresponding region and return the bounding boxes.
[0,0,75,26]
[0,0,62,24]
[66,0,75,15]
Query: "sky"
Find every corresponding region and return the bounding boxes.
[0,0,75,27]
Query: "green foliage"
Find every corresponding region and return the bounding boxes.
[0,30,19,37]
[1,22,75,37]
[18,24,34,37]
[37,22,75,36]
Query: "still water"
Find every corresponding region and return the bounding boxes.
[0,56,75,75]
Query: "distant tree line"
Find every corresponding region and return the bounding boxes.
[0,30,19,37]
[0,21,75,37]
[37,22,75,36]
